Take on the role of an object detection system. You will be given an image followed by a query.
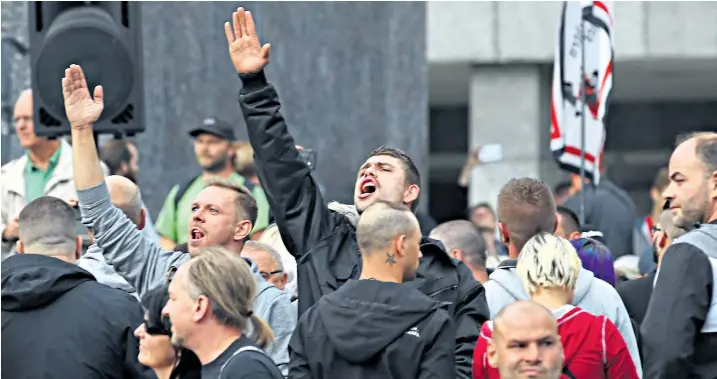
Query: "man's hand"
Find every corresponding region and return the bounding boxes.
[62,64,104,129]
[224,7,271,74]
[2,218,19,241]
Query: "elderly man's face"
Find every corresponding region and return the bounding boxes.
[241,248,287,291]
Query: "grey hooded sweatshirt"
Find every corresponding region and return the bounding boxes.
[78,245,139,300]
[77,181,295,376]
[484,264,642,378]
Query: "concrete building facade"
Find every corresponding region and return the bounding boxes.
[427,1,717,221]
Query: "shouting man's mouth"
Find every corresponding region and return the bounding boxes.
[189,228,206,246]
[358,178,377,199]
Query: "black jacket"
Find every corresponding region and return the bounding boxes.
[288,279,455,379]
[237,70,489,379]
[1,254,152,379]
[641,223,717,379]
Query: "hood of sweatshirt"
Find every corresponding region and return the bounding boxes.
[2,254,95,311]
[318,279,442,363]
[488,262,597,306]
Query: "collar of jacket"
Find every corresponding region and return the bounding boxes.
[327,201,360,226]
[3,139,75,197]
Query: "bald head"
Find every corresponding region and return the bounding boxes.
[18,196,80,258]
[357,201,420,255]
[105,175,144,226]
[430,220,486,268]
[493,301,557,340]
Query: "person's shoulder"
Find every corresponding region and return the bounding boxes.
[223,349,282,379]
[80,281,141,309]
[617,275,652,295]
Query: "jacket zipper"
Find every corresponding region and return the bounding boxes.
[427,285,457,298]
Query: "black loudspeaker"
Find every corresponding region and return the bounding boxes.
[28,1,144,138]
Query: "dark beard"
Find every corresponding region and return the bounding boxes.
[201,158,228,173]
[124,170,138,184]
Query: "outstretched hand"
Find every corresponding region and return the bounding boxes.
[224,7,271,74]
[62,64,104,129]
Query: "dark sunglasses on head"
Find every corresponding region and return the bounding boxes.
[145,323,171,336]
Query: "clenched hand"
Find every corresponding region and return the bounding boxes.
[62,64,104,129]
[224,7,271,74]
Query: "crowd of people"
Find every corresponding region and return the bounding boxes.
[2,6,717,379]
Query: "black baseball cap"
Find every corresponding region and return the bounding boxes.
[188,117,236,141]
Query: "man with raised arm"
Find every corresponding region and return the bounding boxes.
[61,64,295,374]
[224,8,488,379]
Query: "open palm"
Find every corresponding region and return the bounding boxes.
[62,64,104,128]
[224,8,271,74]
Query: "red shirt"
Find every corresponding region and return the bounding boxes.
[472,305,639,379]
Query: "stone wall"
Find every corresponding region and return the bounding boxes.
[1,1,428,215]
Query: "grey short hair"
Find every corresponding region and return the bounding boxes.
[243,241,284,271]
[429,220,487,269]
[357,201,418,254]
[18,196,77,255]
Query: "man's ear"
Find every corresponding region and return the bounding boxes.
[554,217,559,234]
[498,223,510,245]
[710,170,717,199]
[403,184,420,208]
[75,236,83,260]
[487,339,498,368]
[233,220,253,242]
[15,240,24,254]
[394,234,407,258]
[138,208,146,230]
[193,295,211,322]
[451,249,463,261]
[568,231,582,240]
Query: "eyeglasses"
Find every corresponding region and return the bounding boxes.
[259,270,283,280]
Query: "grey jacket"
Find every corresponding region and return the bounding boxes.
[78,244,139,300]
[484,265,642,378]
[77,181,295,375]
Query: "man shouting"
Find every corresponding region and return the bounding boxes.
[224,7,489,378]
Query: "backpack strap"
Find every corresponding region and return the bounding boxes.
[218,346,267,378]
[562,365,577,379]
[173,176,199,212]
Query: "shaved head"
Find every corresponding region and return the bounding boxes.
[105,175,143,226]
[18,196,79,257]
[357,201,419,254]
[493,301,557,339]
[488,301,564,379]
[430,220,486,269]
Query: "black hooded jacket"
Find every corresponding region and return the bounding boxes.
[237,71,489,379]
[288,279,455,379]
[1,254,152,379]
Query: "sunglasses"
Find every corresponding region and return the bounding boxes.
[144,315,172,336]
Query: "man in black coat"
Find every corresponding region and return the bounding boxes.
[289,201,455,379]
[224,8,489,379]
[1,196,152,379]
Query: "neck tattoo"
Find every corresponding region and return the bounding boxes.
[385,252,396,265]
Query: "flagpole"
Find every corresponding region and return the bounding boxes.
[579,5,587,227]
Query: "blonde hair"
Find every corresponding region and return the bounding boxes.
[234,141,256,177]
[516,232,582,295]
[186,247,274,348]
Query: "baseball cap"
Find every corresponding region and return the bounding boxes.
[188,117,236,141]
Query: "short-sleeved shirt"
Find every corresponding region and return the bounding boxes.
[24,144,62,202]
[155,173,270,244]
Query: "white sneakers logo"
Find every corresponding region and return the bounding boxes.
[405,326,420,338]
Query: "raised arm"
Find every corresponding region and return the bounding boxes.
[225,8,337,257]
[63,65,187,295]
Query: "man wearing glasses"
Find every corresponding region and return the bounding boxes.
[242,241,288,292]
